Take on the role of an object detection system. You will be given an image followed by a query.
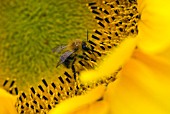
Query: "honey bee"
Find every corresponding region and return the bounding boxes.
[53,31,92,68]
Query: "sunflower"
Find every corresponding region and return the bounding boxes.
[49,0,170,114]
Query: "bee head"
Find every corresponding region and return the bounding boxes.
[82,41,90,51]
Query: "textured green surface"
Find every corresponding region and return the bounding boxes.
[0,0,97,90]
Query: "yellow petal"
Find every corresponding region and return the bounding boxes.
[49,85,106,114]
[157,45,170,60]
[105,51,170,114]
[0,88,17,114]
[133,49,170,72]
[80,37,137,83]
[137,0,170,54]
[69,100,109,114]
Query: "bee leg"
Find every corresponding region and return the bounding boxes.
[71,58,77,80]
[63,54,75,68]
[63,59,71,68]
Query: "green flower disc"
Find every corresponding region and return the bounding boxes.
[0,0,97,90]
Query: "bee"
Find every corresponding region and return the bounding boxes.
[53,31,92,68]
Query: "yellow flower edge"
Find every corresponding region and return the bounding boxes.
[137,0,170,54]
[49,85,106,114]
[0,88,17,114]
[80,37,138,83]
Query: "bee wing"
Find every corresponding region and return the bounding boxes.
[56,50,75,67]
[52,45,67,53]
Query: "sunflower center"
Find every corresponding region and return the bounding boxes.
[87,0,140,47]
[104,0,140,38]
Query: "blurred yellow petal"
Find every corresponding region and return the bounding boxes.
[80,37,137,83]
[156,45,170,61]
[49,85,106,114]
[69,100,109,114]
[0,88,17,114]
[106,51,170,114]
[134,49,170,72]
[137,0,170,53]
